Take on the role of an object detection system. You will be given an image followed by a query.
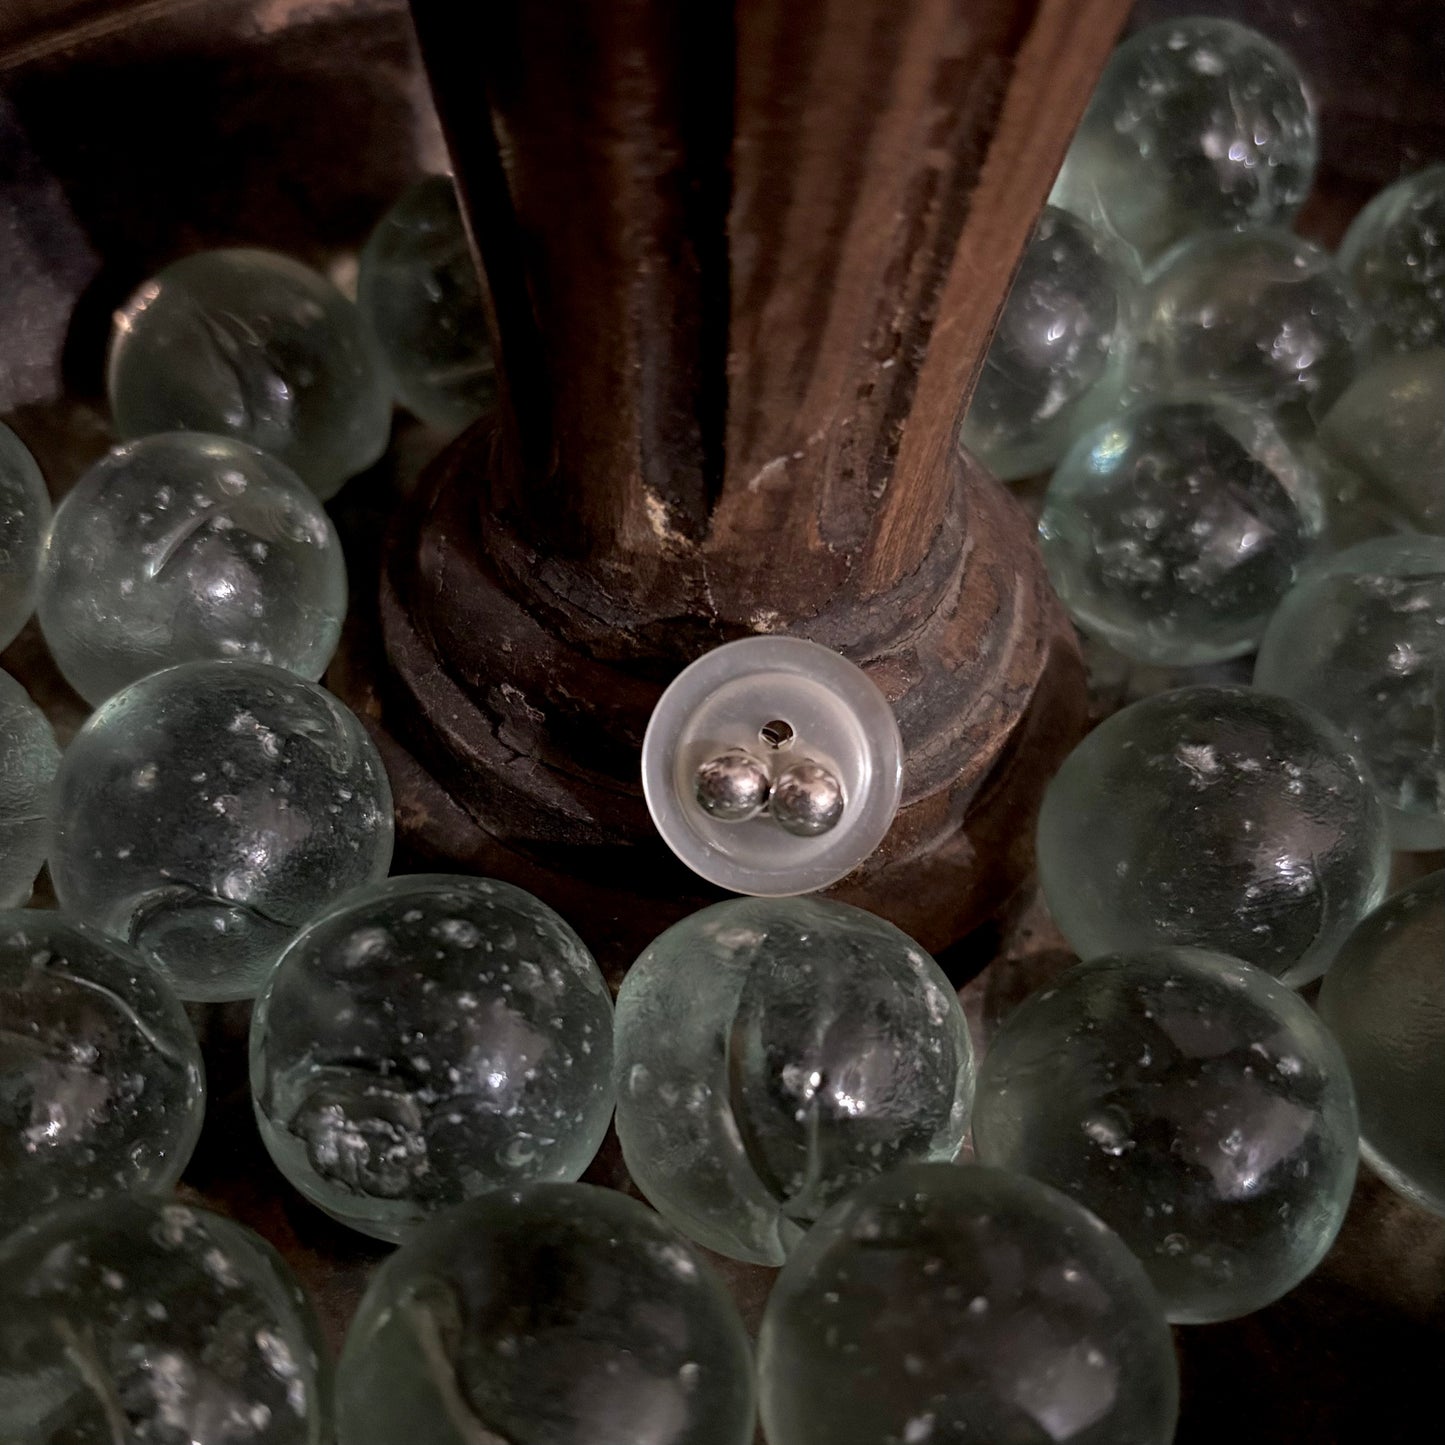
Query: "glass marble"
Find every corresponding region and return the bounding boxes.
[1136,228,1363,427]
[1316,349,1445,537]
[1255,536,1445,850]
[961,206,1137,482]
[1337,165,1445,355]
[1319,870,1445,1216]
[357,175,497,435]
[336,1182,755,1445]
[973,947,1358,1323]
[108,248,392,500]
[614,896,973,1266]
[1039,400,1322,665]
[251,873,613,1241]
[0,1196,329,1443]
[49,659,393,1003]
[1050,17,1317,263]
[757,1163,1179,1445]
[0,910,204,1240]
[0,670,59,909]
[0,423,50,652]
[1037,685,1390,987]
[38,433,347,708]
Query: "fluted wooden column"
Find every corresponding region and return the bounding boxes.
[367,0,1128,968]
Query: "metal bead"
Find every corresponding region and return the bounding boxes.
[694,749,771,822]
[770,759,845,837]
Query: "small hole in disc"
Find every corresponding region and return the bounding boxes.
[759,719,795,750]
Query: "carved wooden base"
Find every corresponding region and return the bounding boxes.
[336,424,1087,975]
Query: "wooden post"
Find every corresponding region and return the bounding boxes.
[369,0,1129,968]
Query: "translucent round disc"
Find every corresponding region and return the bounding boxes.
[642,636,902,895]
[974,947,1359,1323]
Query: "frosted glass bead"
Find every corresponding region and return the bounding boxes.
[0,1197,329,1444]
[973,947,1358,1323]
[1318,870,1445,1216]
[1316,349,1445,537]
[961,206,1137,481]
[0,910,204,1239]
[1039,399,1322,665]
[1337,165,1445,355]
[1037,685,1390,986]
[108,248,392,500]
[251,873,613,1241]
[1255,535,1445,850]
[49,660,393,1002]
[38,433,347,707]
[357,175,496,434]
[1137,228,1363,427]
[0,670,59,909]
[758,1163,1179,1445]
[0,422,50,652]
[336,1183,756,1445]
[1050,17,1316,262]
[614,896,973,1265]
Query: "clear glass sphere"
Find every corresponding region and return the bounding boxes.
[357,175,496,435]
[1037,685,1390,986]
[336,1182,756,1445]
[1255,535,1445,850]
[1318,870,1445,1215]
[0,422,50,652]
[758,1162,1179,1445]
[961,206,1138,481]
[0,669,59,908]
[107,248,392,500]
[49,660,394,1002]
[1039,400,1322,665]
[1316,349,1445,536]
[1337,165,1445,355]
[1137,228,1363,426]
[1050,17,1317,262]
[38,433,347,708]
[0,1196,329,1444]
[614,897,974,1265]
[0,910,205,1239]
[973,947,1358,1323]
[251,873,614,1241]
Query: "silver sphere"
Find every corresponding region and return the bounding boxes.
[695,749,771,822]
[770,759,845,836]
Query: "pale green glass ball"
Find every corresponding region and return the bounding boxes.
[614,896,974,1265]
[0,422,50,652]
[758,1163,1179,1445]
[0,669,59,909]
[1319,870,1445,1216]
[1037,685,1390,986]
[974,947,1359,1323]
[336,1183,756,1445]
